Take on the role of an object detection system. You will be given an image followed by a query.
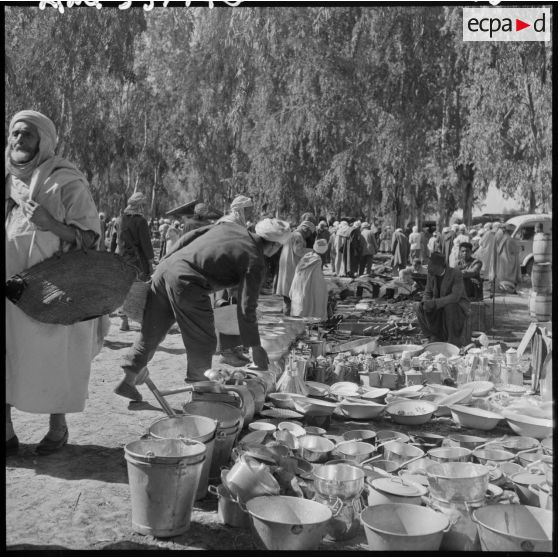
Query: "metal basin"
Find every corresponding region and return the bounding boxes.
[313,463,365,500]
[246,495,332,551]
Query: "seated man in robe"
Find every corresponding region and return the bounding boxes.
[414,252,470,346]
[456,242,483,301]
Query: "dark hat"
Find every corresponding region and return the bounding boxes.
[459,242,473,250]
[429,252,445,266]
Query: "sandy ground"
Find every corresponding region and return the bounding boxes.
[5,287,536,551]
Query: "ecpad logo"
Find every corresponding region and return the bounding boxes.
[463,8,551,42]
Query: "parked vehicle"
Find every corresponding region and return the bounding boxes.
[505,214,552,273]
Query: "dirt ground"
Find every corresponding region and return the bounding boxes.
[5,286,538,552]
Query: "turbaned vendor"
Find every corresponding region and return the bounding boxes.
[414,251,470,346]
[115,218,291,401]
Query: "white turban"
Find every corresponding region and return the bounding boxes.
[125,192,147,213]
[313,238,329,254]
[361,222,370,229]
[412,225,418,233]
[451,224,459,231]
[353,220,362,228]
[6,110,58,179]
[255,218,291,244]
[230,195,253,210]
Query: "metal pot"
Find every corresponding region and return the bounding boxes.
[423,462,490,504]
[333,441,376,464]
[298,435,335,463]
[428,447,472,463]
[446,434,487,451]
[366,476,426,507]
[472,448,515,466]
[313,463,365,500]
[382,441,424,465]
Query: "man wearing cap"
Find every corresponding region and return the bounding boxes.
[115,218,291,399]
[5,110,101,455]
[275,219,315,315]
[214,195,255,366]
[457,242,483,301]
[414,252,470,346]
[359,222,377,275]
[115,191,155,331]
[289,238,329,320]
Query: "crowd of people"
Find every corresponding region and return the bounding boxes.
[5,109,529,457]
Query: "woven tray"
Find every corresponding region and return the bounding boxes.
[6,250,137,325]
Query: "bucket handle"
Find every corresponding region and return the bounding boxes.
[208,484,220,497]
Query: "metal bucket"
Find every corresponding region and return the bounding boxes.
[360,503,449,551]
[183,401,243,480]
[124,438,206,537]
[472,505,552,552]
[148,415,217,500]
[424,462,489,504]
[246,495,332,551]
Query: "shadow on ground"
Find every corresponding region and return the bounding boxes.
[103,340,134,351]
[6,444,128,483]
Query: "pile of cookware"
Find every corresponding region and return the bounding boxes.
[205,414,553,551]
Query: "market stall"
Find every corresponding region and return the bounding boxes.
[123,295,553,552]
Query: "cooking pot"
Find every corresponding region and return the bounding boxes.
[313,463,365,500]
[422,462,490,504]
[427,447,471,463]
[366,476,426,507]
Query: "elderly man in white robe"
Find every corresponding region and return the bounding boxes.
[275,220,315,315]
[5,110,101,455]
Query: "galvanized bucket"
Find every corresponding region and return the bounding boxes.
[148,415,217,500]
[124,438,206,537]
[183,401,243,481]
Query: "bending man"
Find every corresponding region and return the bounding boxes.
[115,218,291,400]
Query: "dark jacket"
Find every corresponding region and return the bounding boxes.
[423,266,470,314]
[159,222,266,347]
[116,213,154,280]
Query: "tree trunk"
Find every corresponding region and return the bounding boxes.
[456,163,475,226]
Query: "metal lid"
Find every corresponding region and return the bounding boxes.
[371,477,425,497]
